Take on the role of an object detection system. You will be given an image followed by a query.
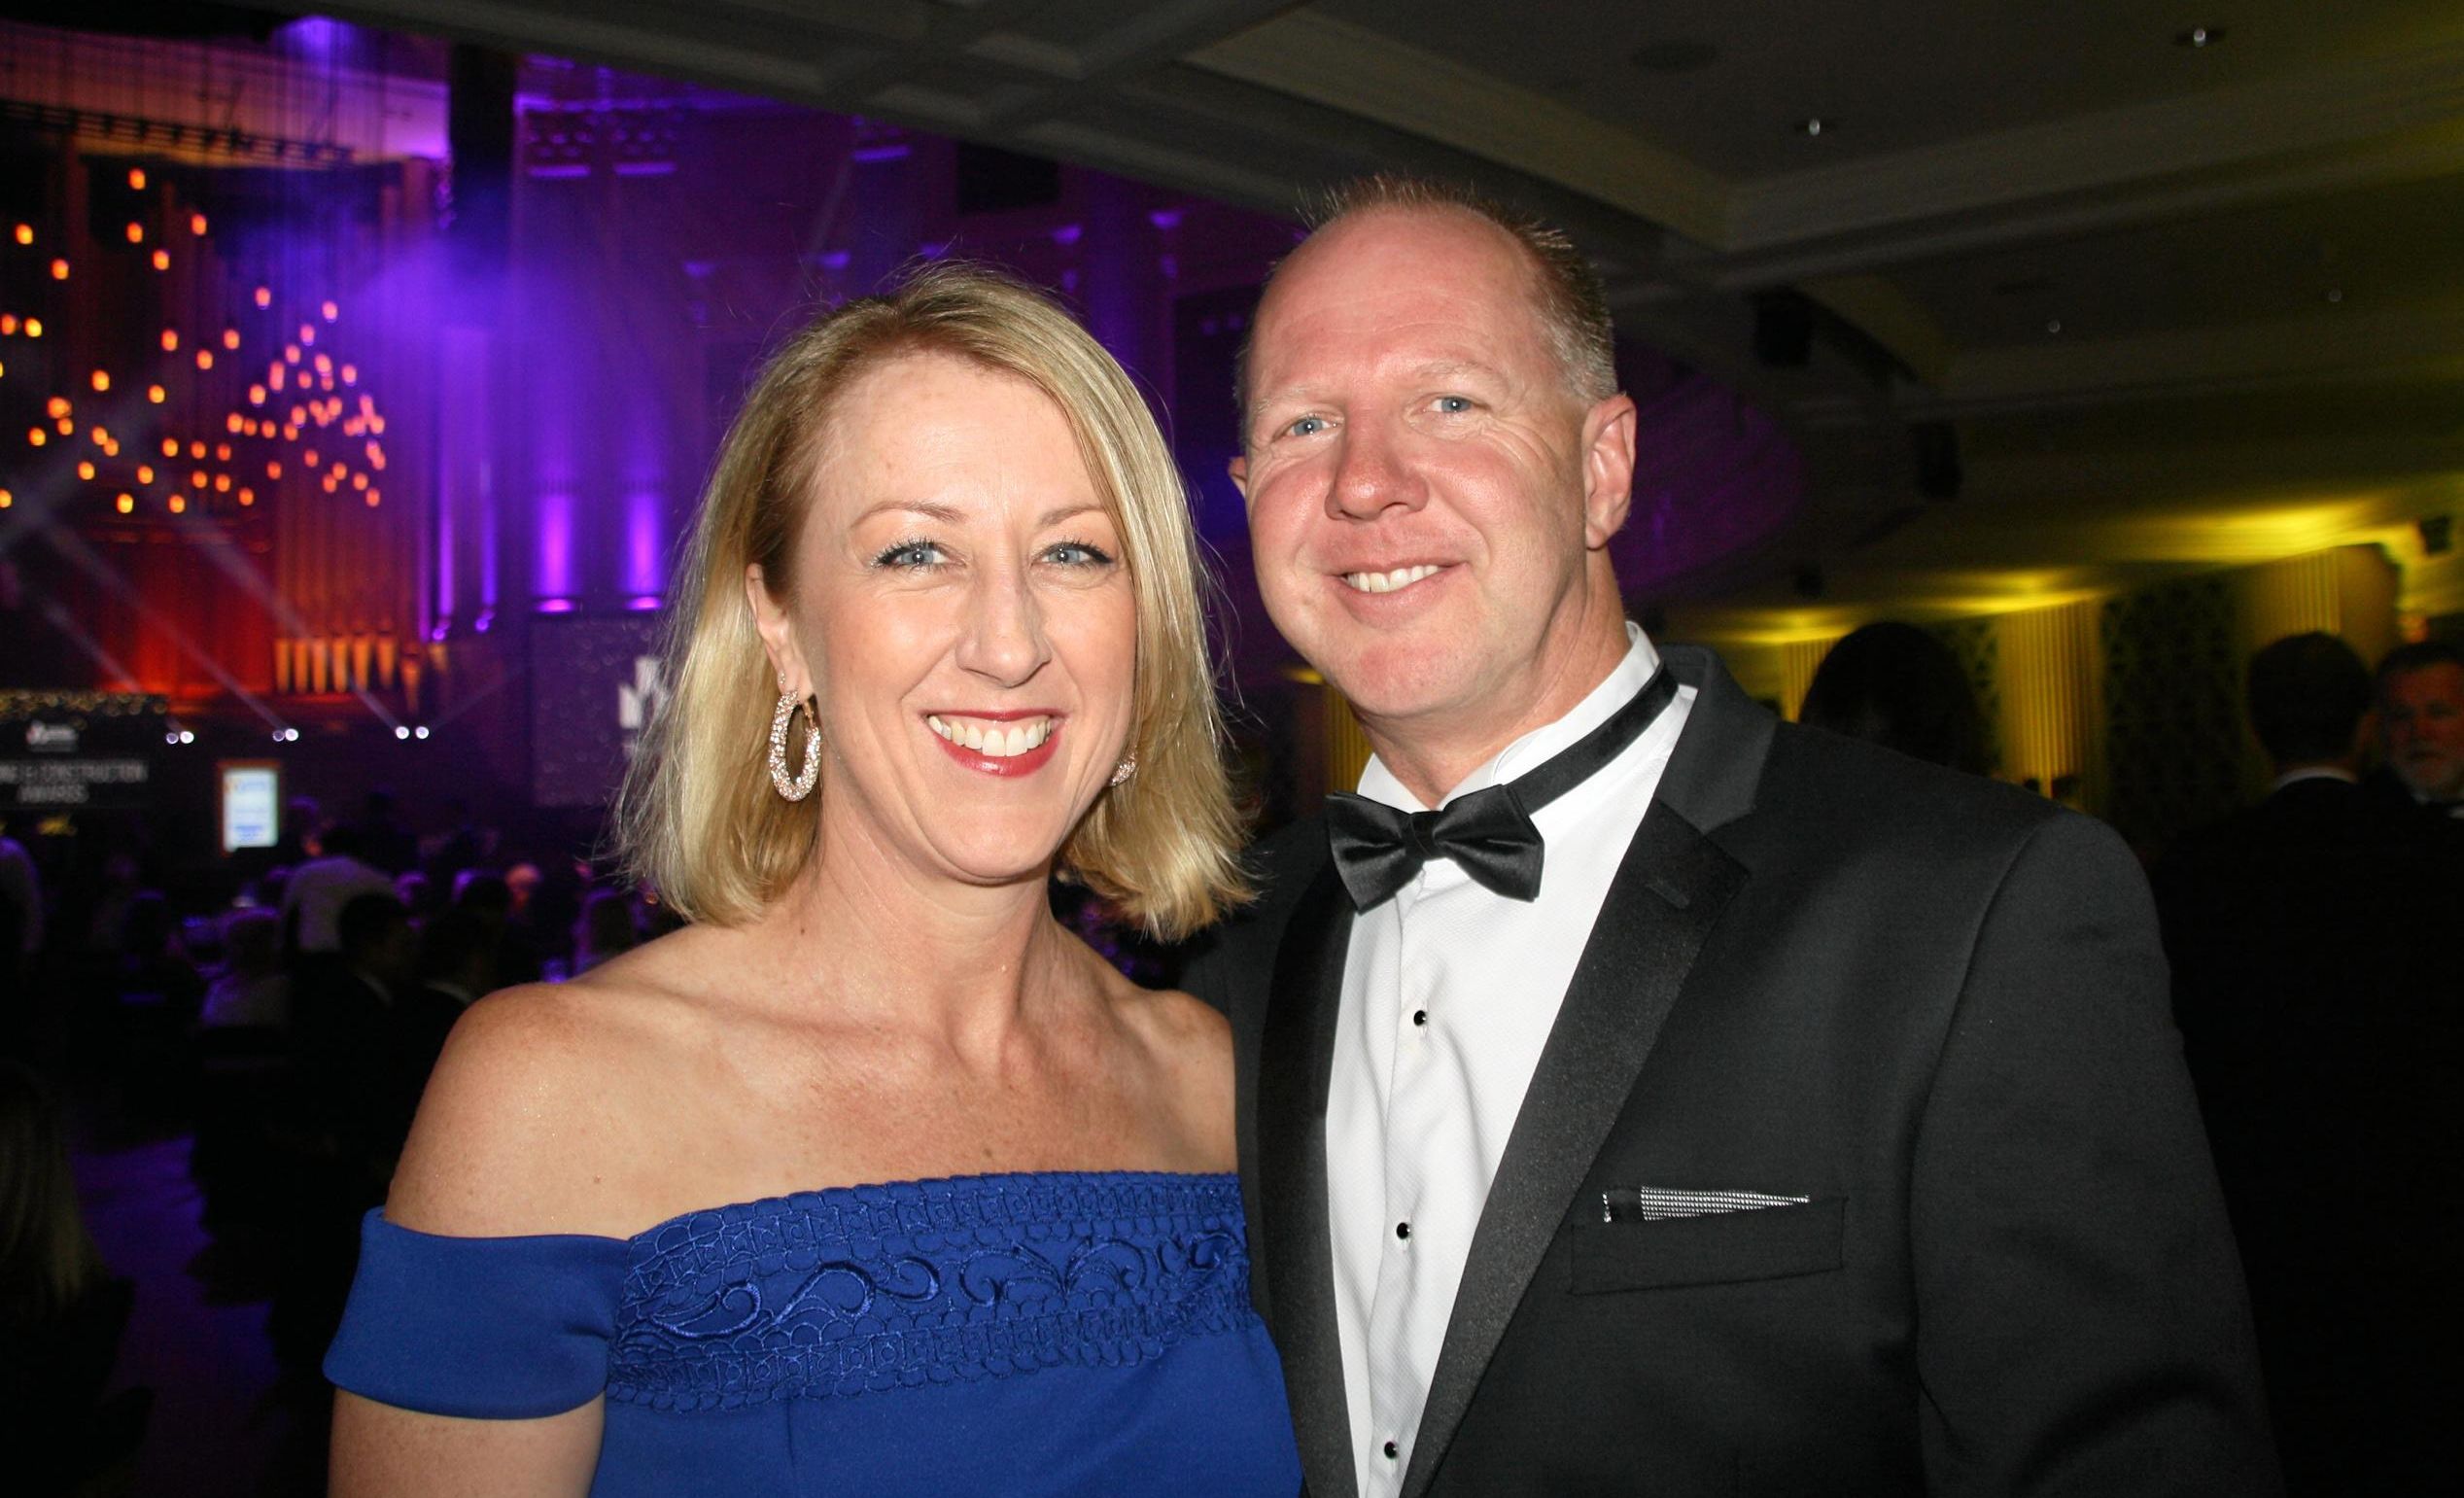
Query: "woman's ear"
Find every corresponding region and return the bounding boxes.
[745,565,806,696]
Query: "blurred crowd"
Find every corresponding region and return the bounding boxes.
[0,790,677,1494]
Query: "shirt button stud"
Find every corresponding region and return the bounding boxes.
[1411,1009,1428,1027]
[1383,1441,1400,1460]
[1395,1220,1411,1240]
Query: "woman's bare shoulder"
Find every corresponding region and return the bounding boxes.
[386,925,735,1239]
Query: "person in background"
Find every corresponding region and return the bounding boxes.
[348,789,419,878]
[2369,639,2464,819]
[2155,631,2462,1495]
[281,825,397,961]
[1795,620,1992,776]
[0,1058,146,1497]
[0,827,42,1054]
[201,908,291,1036]
[568,888,639,977]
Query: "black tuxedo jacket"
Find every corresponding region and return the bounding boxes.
[1183,646,2275,1497]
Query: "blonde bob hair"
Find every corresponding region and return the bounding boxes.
[615,263,1246,939]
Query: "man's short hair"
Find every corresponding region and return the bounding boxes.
[2247,631,2372,765]
[2374,638,2464,697]
[335,891,408,959]
[1238,173,1617,419]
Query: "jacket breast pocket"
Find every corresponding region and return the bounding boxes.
[1567,1196,1846,1295]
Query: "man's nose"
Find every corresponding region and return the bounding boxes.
[955,564,1050,686]
[1327,421,1424,520]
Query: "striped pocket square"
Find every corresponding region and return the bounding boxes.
[1601,1185,1811,1223]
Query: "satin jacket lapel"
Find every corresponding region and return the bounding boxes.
[1400,647,1762,1498]
[1258,859,1357,1498]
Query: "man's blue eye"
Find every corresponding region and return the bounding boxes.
[1284,415,1327,438]
[1434,396,1472,414]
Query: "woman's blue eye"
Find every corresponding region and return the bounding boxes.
[873,540,945,569]
[1044,540,1116,567]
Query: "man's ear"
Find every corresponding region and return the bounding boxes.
[745,565,806,696]
[1580,393,1638,549]
[1228,452,1250,502]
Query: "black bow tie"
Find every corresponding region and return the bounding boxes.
[1326,665,1679,912]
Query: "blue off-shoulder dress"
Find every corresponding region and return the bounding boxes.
[326,1171,1301,1497]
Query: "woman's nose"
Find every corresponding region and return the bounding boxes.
[955,565,1050,686]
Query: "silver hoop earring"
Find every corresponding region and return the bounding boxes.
[768,689,820,802]
[1109,754,1136,787]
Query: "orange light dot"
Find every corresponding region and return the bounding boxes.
[161,438,179,457]
[116,494,134,514]
[169,494,187,514]
[161,330,180,352]
[45,397,67,418]
[321,301,337,322]
[50,259,68,280]
[125,222,144,243]
[89,426,107,444]
[290,407,307,427]
[247,384,265,405]
[303,448,319,468]
[27,428,45,446]
[0,490,11,508]
[147,385,165,403]
[330,461,346,478]
[190,441,206,459]
[1,315,16,333]
[137,465,154,483]
[194,350,213,370]
[280,425,297,441]
[151,249,169,271]
[21,318,39,337]
[12,224,30,245]
[364,490,379,508]
[216,443,231,461]
[214,474,230,493]
[191,470,207,488]
[269,366,287,392]
[313,353,332,376]
[89,370,109,392]
[127,168,146,190]
[103,439,118,457]
[237,487,254,505]
[266,462,282,479]
[191,213,208,236]
[254,286,271,308]
[367,447,386,471]
[226,413,242,434]
[322,475,337,494]
[223,328,240,350]
[76,461,94,480]
[340,364,358,385]
[283,345,299,365]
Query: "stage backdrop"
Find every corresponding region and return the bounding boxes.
[527,612,664,811]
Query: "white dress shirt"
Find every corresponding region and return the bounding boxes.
[1327,625,1693,1495]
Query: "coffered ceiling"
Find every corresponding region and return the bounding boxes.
[278,0,2464,633]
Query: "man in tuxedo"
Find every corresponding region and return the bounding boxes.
[2157,633,2461,1494]
[1184,176,2275,1497]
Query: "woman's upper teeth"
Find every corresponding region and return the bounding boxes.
[1343,564,1441,593]
[926,714,1053,757]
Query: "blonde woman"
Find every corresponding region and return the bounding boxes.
[326,267,1301,1497]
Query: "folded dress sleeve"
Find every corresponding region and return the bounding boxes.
[326,1209,632,1418]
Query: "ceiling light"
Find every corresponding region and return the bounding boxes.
[2044,319,2064,335]
[2324,288,2344,304]
[2175,26,2222,48]
[1795,117,1827,137]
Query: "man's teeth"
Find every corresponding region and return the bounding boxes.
[1342,564,1441,594]
[926,715,1053,758]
